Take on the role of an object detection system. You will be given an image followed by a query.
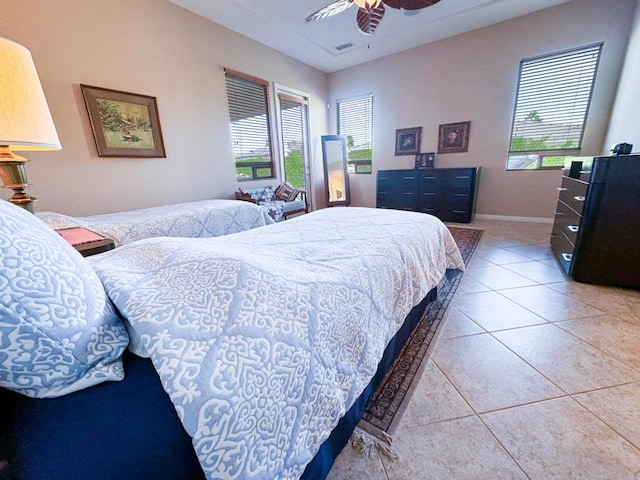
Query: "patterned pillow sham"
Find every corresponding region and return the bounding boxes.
[0,200,128,398]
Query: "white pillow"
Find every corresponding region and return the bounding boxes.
[0,200,128,398]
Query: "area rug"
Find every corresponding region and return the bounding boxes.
[360,226,483,434]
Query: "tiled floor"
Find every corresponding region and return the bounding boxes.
[328,218,640,479]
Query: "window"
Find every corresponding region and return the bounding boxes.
[337,95,373,174]
[277,91,310,191]
[224,69,275,181]
[506,43,602,170]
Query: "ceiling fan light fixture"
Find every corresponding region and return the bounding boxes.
[352,0,383,9]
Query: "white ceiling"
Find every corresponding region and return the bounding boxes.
[168,0,572,73]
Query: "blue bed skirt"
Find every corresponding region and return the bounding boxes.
[0,287,436,480]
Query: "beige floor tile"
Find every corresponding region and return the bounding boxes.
[502,260,567,284]
[455,274,492,295]
[453,290,548,332]
[438,306,485,338]
[481,397,640,479]
[433,333,562,412]
[574,382,640,450]
[395,360,474,430]
[474,247,533,265]
[503,243,555,261]
[327,435,389,480]
[384,416,528,480]
[547,281,637,318]
[465,264,539,290]
[556,315,640,371]
[499,284,605,322]
[493,323,640,393]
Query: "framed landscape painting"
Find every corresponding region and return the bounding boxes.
[81,84,166,158]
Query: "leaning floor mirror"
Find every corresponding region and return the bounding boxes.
[321,135,351,207]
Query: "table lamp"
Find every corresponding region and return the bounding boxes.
[0,36,61,213]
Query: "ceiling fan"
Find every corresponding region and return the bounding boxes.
[305,0,441,35]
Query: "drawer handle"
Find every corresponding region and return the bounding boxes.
[424,176,436,180]
[402,192,415,196]
[574,196,585,202]
[424,192,436,196]
[453,210,466,213]
[423,208,434,212]
[379,176,388,180]
[567,225,579,233]
[561,253,573,262]
[379,191,388,194]
[403,176,415,180]
[557,187,568,191]
[454,193,468,197]
[456,176,470,179]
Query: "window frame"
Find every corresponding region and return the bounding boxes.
[224,68,276,182]
[337,94,374,174]
[506,43,603,171]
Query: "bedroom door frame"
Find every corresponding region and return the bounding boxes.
[274,83,313,208]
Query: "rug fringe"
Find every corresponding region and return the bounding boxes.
[350,426,399,461]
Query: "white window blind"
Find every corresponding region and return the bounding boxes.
[224,69,274,181]
[507,43,602,170]
[337,95,373,174]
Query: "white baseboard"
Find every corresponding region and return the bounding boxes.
[474,214,554,224]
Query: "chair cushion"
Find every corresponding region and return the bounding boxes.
[282,200,306,214]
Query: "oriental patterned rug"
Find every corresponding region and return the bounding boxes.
[361,226,483,434]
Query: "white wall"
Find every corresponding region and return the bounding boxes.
[328,0,635,219]
[604,0,640,152]
[0,0,329,215]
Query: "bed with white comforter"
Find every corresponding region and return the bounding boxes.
[85,206,464,479]
[36,199,273,246]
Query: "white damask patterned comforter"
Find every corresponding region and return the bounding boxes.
[37,199,274,246]
[88,207,464,479]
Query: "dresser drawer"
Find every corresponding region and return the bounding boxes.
[419,169,474,189]
[553,200,581,246]
[550,226,574,275]
[377,191,418,210]
[557,177,588,215]
[377,170,419,189]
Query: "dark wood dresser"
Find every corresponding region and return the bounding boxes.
[376,167,479,223]
[550,154,640,289]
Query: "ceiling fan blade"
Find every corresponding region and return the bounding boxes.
[383,0,440,11]
[357,4,385,35]
[305,0,354,23]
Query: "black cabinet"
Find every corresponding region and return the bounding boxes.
[377,167,479,223]
[550,154,640,289]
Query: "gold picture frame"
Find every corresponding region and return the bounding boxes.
[81,84,166,158]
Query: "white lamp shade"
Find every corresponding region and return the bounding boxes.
[0,37,61,151]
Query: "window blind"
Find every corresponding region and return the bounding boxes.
[507,43,602,170]
[337,95,373,174]
[224,69,274,180]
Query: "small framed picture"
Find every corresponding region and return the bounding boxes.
[438,121,470,154]
[395,127,422,156]
[415,152,435,169]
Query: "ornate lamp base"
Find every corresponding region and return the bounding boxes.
[0,160,37,213]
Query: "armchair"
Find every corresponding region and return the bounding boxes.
[235,184,308,222]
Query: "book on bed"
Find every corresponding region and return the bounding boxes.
[56,226,115,256]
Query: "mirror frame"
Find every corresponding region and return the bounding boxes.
[321,135,351,207]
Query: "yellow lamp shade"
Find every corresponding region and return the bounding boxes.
[0,37,61,152]
[353,0,383,8]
